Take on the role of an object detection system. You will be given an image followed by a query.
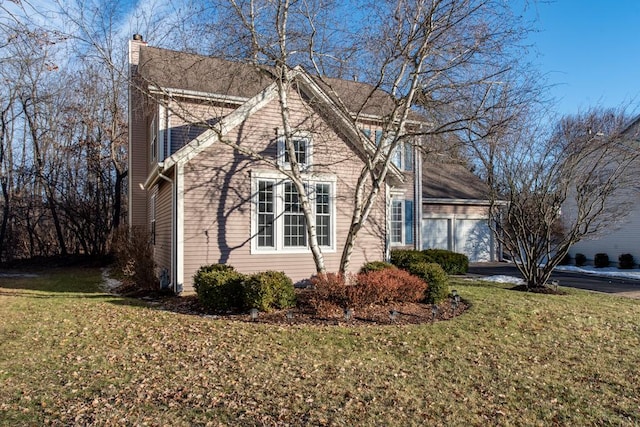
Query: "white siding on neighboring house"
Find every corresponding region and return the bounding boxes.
[570,202,640,264]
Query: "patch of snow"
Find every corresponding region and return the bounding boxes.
[555,265,640,280]
[0,272,38,278]
[477,275,525,285]
[101,268,122,291]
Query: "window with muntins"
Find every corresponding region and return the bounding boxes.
[390,200,403,244]
[284,182,307,247]
[278,135,312,169]
[315,183,331,246]
[391,141,414,171]
[390,198,414,246]
[149,114,157,162]
[257,180,275,248]
[253,176,334,253]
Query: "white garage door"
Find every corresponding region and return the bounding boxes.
[422,218,450,251]
[455,219,492,262]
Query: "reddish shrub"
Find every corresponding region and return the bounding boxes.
[356,269,427,304]
[309,273,349,311]
[308,270,427,312]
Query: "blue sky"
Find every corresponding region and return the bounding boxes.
[526,1,640,117]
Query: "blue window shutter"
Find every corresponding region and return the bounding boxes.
[375,130,383,146]
[362,128,371,139]
[404,200,414,245]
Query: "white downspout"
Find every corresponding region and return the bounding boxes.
[414,142,422,250]
[385,183,391,262]
[175,163,184,293]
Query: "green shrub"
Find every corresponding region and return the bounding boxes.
[407,261,449,304]
[422,249,469,275]
[559,253,572,265]
[243,271,296,312]
[594,253,609,268]
[391,249,468,275]
[390,249,428,270]
[575,253,587,267]
[197,263,237,274]
[618,253,635,269]
[193,264,244,311]
[359,261,396,274]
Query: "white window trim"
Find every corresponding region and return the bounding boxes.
[390,198,405,246]
[276,131,313,171]
[158,104,167,160]
[250,170,336,254]
[150,192,157,245]
[150,113,158,162]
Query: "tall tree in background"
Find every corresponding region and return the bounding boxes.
[488,108,639,289]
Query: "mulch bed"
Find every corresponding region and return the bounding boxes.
[115,285,469,326]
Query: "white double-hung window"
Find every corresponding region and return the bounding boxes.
[253,172,335,253]
[277,133,312,170]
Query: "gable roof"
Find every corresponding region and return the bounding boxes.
[622,114,640,141]
[137,45,413,186]
[138,46,273,100]
[137,46,406,119]
[422,162,491,201]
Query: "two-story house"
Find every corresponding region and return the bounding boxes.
[128,35,423,293]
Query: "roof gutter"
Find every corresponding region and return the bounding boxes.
[422,198,507,206]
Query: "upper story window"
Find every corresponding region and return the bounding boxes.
[361,126,413,172]
[392,140,414,171]
[149,105,168,163]
[149,114,158,162]
[277,133,312,169]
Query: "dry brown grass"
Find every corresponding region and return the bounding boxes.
[1,268,640,425]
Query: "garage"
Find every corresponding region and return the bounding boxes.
[421,161,500,263]
[454,218,493,262]
[422,217,494,262]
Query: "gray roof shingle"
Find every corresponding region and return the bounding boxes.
[422,162,490,201]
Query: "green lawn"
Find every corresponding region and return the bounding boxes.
[1,268,639,425]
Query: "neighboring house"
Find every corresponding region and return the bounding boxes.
[128,35,423,293]
[568,115,640,264]
[421,161,500,262]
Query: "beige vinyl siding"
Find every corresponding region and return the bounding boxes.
[154,177,174,277]
[180,89,385,290]
[128,80,149,228]
[168,98,237,155]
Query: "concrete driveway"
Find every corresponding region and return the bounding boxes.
[467,262,640,299]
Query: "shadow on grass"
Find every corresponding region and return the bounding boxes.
[0,267,106,294]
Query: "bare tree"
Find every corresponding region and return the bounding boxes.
[137,0,537,275]
[3,0,539,275]
[489,108,640,289]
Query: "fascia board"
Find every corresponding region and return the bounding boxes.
[293,70,405,182]
[163,81,280,169]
